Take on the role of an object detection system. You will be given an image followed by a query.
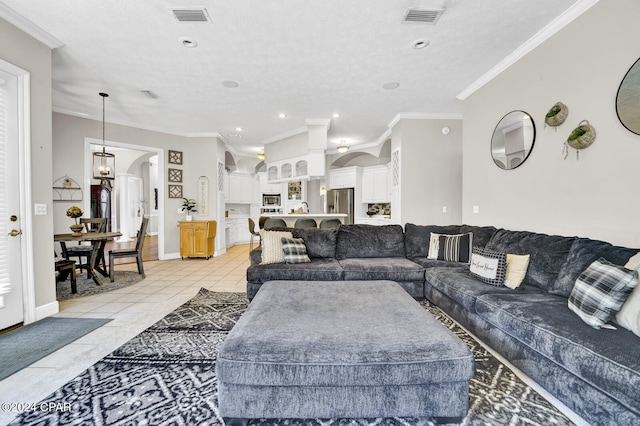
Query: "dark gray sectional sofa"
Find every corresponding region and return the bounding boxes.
[246,224,640,426]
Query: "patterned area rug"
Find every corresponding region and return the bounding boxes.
[9,289,574,425]
[56,270,145,300]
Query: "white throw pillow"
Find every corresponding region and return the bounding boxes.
[615,252,640,336]
[427,232,441,259]
[504,254,530,289]
[260,230,293,265]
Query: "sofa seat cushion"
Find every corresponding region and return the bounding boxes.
[486,229,575,291]
[409,257,469,270]
[247,258,343,284]
[424,267,544,311]
[475,292,640,414]
[338,258,425,282]
[336,224,406,259]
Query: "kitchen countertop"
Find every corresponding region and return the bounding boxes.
[260,213,347,218]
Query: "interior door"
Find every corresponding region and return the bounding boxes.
[0,68,24,330]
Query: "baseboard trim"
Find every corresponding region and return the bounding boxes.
[34,300,59,322]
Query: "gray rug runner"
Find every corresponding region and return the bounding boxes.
[56,270,144,300]
[8,289,574,425]
[0,317,112,381]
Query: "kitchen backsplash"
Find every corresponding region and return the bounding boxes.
[367,203,391,216]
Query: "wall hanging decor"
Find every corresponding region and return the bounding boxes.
[564,120,596,160]
[545,101,569,129]
[197,176,209,216]
[168,150,183,165]
[168,168,183,183]
[168,184,183,198]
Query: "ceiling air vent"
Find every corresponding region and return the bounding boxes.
[172,8,211,23]
[402,8,444,24]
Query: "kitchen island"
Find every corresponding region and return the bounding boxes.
[259,213,347,228]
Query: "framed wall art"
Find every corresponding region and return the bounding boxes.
[168,184,183,198]
[168,150,183,165]
[168,168,183,183]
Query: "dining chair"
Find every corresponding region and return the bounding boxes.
[248,218,261,250]
[65,217,107,278]
[294,218,317,228]
[108,217,149,282]
[264,218,287,229]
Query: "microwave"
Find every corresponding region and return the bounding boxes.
[262,194,281,206]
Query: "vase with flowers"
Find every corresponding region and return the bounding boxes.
[181,198,197,221]
[66,205,84,236]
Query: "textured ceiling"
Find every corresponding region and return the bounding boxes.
[1,0,583,155]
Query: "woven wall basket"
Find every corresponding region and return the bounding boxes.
[564,120,596,160]
[545,101,569,127]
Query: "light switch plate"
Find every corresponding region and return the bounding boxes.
[473,205,479,214]
[34,204,47,215]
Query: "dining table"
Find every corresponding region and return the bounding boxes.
[54,231,122,285]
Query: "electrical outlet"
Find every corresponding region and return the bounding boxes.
[34,204,47,215]
[442,206,447,213]
[473,205,479,214]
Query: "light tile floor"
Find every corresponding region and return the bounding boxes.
[0,244,251,425]
[0,243,587,425]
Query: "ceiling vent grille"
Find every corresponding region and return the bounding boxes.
[172,8,211,23]
[402,8,444,24]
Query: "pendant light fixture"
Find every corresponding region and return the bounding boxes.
[92,92,115,180]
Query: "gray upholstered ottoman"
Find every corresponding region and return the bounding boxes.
[216,280,474,424]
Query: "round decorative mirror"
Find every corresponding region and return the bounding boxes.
[616,57,640,135]
[491,110,536,170]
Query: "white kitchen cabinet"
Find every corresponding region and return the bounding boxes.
[361,165,390,203]
[329,167,361,189]
[259,174,282,195]
[228,173,255,203]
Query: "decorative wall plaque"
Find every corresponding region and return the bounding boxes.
[168,168,183,183]
[168,150,183,165]
[168,184,183,198]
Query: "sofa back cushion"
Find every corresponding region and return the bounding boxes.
[552,238,639,298]
[290,227,338,259]
[404,223,463,258]
[336,224,406,259]
[460,225,498,249]
[486,229,575,291]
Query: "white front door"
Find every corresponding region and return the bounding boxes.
[0,67,24,330]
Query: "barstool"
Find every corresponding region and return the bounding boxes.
[319,218,342,229]
[264,218,287,229]
[294,218,317,228]
[248,218,261,250]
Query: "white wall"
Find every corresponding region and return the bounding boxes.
[392,118,463,226]
[53,113,221,258]
[0,17,55,309]
[462,0,640,247]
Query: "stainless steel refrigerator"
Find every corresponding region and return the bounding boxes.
[326,188,354,224]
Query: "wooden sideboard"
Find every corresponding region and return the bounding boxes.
[178,220,216,259]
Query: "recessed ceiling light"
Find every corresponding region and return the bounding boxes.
[382,82,400,90]
[235,127,243,131]
[222,80,239,88]
[278,113,287,118]
[412,39,430,49]
[179,37,198,48]
[332,113,340,118]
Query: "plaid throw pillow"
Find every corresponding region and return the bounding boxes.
[281,237,311,264]
[568,257,638,329]
[469,246,507,286]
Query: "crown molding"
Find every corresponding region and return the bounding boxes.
[457,0,600,100]
[387,112,463,129]
[0,3,64,48]
[261,126,308,145]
